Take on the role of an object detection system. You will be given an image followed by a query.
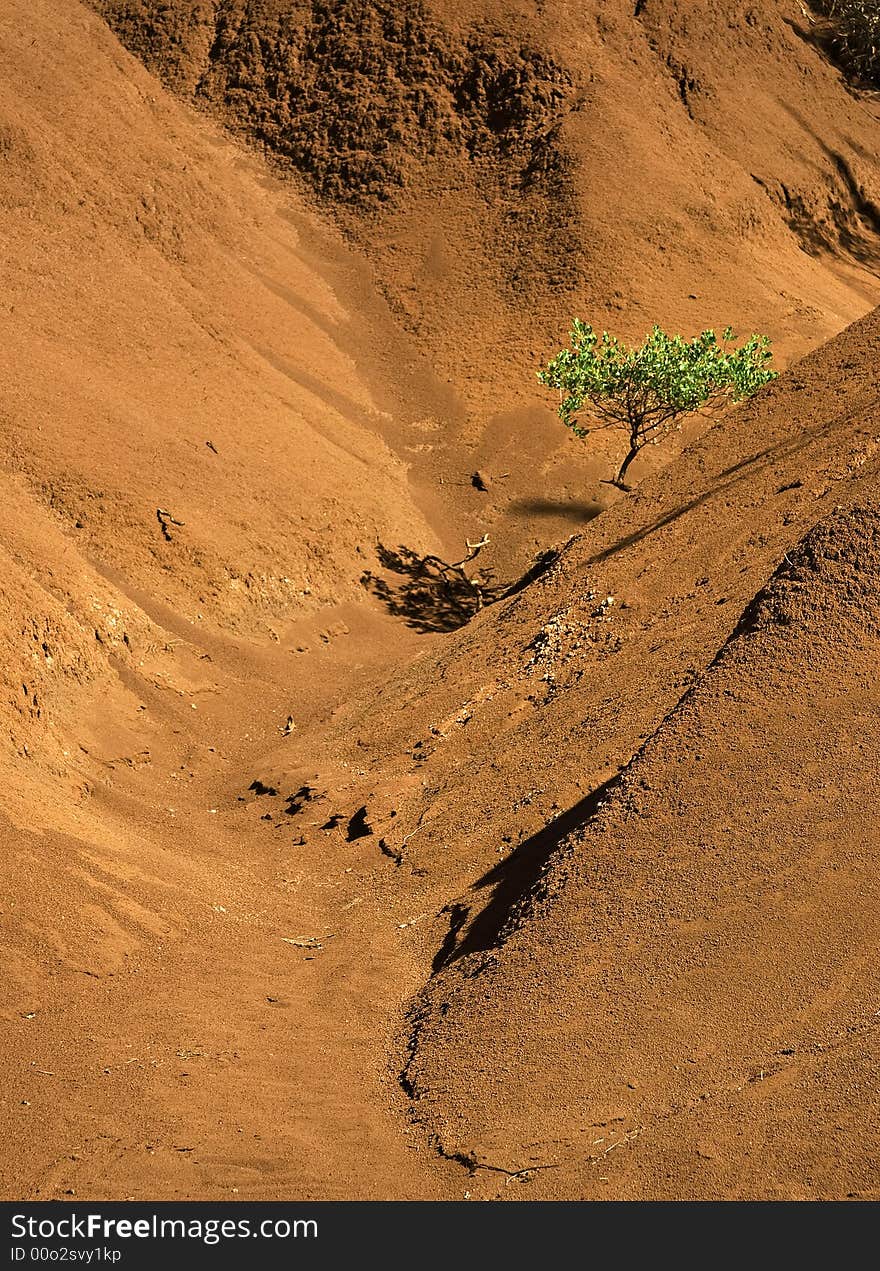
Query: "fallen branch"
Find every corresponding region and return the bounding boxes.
[156,507,185,542]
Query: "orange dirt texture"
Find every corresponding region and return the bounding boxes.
[1,0,879,1199]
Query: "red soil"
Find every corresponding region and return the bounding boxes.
[1,0,879,1199]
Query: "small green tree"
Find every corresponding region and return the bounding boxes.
[538,322,777,489]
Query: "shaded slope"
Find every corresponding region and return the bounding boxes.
[0,0,471,823]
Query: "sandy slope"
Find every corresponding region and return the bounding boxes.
[2,0,477,625]
[260,306,880,1200]
[0,0,879,1201]
[0,0,456,1198]
[93,0,880,566]
[403,450,880,1200]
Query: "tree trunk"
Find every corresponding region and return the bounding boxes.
[614,442,640,489]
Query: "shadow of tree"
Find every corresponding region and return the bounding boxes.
[508,497,604,523]
[587,395,872,566]
[363,542,559,633]
[432,775,618,973]
[363,545,485,633]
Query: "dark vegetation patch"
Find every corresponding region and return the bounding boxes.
[810,2,880,89]
[97,0,575,207]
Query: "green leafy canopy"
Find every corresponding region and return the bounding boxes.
[538,321,778,487]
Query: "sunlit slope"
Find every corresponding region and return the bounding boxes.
[96,0,880,388]
[405,491,880,1199]
[1,0,439,648]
